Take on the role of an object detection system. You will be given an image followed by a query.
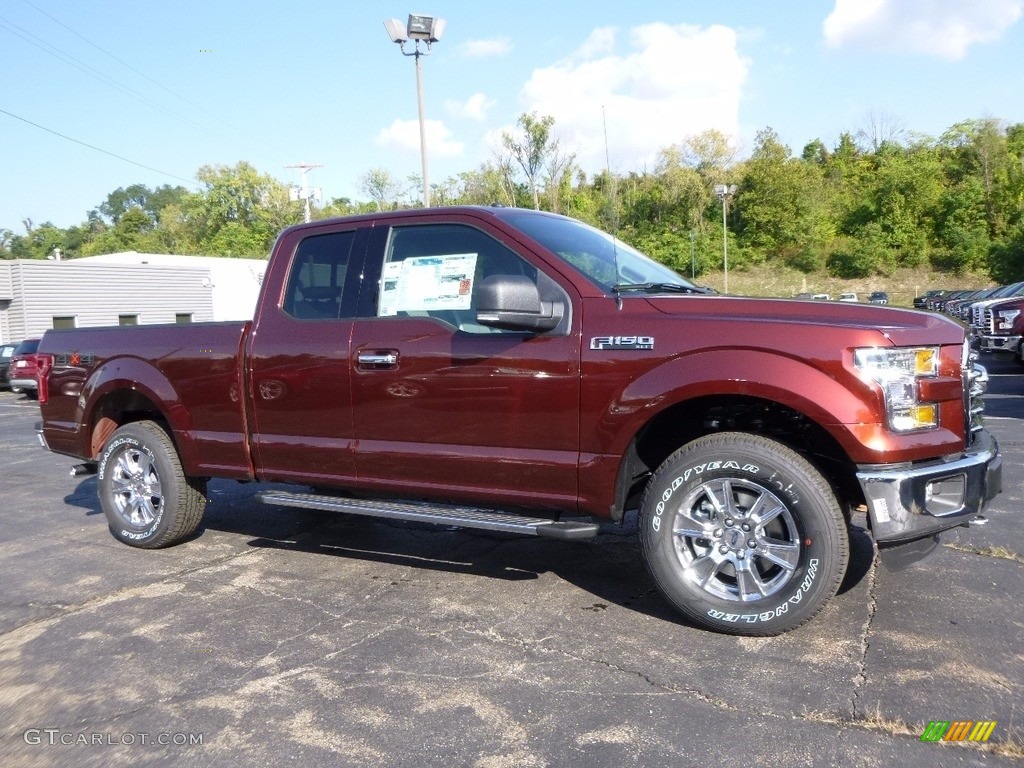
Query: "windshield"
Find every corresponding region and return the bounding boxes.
[502,212,696,293]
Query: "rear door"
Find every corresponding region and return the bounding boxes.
[247,223,368,485]
[349,217,582,510]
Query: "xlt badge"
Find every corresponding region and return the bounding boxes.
[590,335,655,351]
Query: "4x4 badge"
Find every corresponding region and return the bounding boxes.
[590,336,655,351]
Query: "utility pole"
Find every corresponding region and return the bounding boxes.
[285,162,324,222]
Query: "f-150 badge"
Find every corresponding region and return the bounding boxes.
[590,336,655,351]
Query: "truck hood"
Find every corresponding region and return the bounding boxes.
[644,295,967,347]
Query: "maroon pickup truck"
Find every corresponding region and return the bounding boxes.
[36,207,1002,635]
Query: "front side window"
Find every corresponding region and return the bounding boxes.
[283,230,356,320]
[377,224,538,333]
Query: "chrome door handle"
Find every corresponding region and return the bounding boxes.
[357,351,399,366]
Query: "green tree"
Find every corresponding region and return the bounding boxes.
[359,168,404,211]
[169,162,301,256]
[98,183,188,225]
[736,128,834,267]
[81,206,161,255]
[502,112,558,210]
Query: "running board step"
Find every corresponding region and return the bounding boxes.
[257,491,599,540]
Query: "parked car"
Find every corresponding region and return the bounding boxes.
[8,338,44,398]
[914,289,946,309]
[811,293,831,300]
[869,291,889,305]
[0,342,18,388]
[837,292,858,302]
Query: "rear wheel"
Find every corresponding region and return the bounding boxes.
[639,432,848,635]
[97,420,207,548]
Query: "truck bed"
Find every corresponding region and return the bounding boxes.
[39,321,253,479]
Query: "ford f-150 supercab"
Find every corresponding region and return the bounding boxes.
[36,206,1002,635]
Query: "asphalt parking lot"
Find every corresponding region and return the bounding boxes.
[1,355,1022,767]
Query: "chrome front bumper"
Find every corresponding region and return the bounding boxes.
[857,429,1002,545]
[980,333,1021,352]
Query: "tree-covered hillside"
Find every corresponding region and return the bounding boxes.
[3,117,1022,286]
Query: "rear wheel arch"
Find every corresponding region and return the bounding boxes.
[88,389,174,460]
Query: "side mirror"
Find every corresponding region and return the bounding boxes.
[476,274,562,332]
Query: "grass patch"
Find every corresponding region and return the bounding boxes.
[943,543,1024,564]
[697,264,994,305]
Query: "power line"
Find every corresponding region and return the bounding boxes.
[0,107,198,187]
[0,14,238,147]
[18,0,293,159]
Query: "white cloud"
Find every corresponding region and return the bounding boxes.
[576,27,617,59]
[518,22,747,174]
[374,119,464,158]
[445,93,496,121]
[458,37,512,57]
[824,0,1023,59]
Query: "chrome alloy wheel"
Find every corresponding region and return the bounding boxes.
[671,478,802,602]
[109,446,164,528]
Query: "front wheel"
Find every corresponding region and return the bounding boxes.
[639,432,849,635]
[97,420,207,548]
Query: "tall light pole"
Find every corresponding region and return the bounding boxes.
[714,184,737,294]
[384,14,446,208]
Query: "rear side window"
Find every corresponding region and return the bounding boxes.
[283,231,357,320]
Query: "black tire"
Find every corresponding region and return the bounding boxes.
[10,385,23,395]
[97,420,207,548]
[639,432,848,636]
[25,389,38,400]
[1016,341,1024,367]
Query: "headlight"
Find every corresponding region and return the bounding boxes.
[854,346,939,431]
[996,309,1020,331]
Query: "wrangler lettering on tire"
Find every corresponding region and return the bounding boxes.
[97,420,207,549]
[639,432,848,636]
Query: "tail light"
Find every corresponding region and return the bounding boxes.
[35,353,53,404]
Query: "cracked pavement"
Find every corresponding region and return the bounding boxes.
[1,354,1021,767]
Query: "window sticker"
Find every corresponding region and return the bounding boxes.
[379,253,478,316]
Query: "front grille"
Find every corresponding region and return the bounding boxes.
[972,304,985,328]
[964,345,987,438]
[983,308,995,334]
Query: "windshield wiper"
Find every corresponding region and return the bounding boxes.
[612,282,708,295]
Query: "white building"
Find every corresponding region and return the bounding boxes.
[0,252,267,343]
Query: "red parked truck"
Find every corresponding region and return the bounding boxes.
[978,294,1024,364]
[36,207,1002,635]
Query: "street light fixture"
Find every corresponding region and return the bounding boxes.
[383,14,446,208]
[714,183,738,294]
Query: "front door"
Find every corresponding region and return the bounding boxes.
[350,221,582,511]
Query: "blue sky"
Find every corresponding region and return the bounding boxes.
[2,0,1023,231]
